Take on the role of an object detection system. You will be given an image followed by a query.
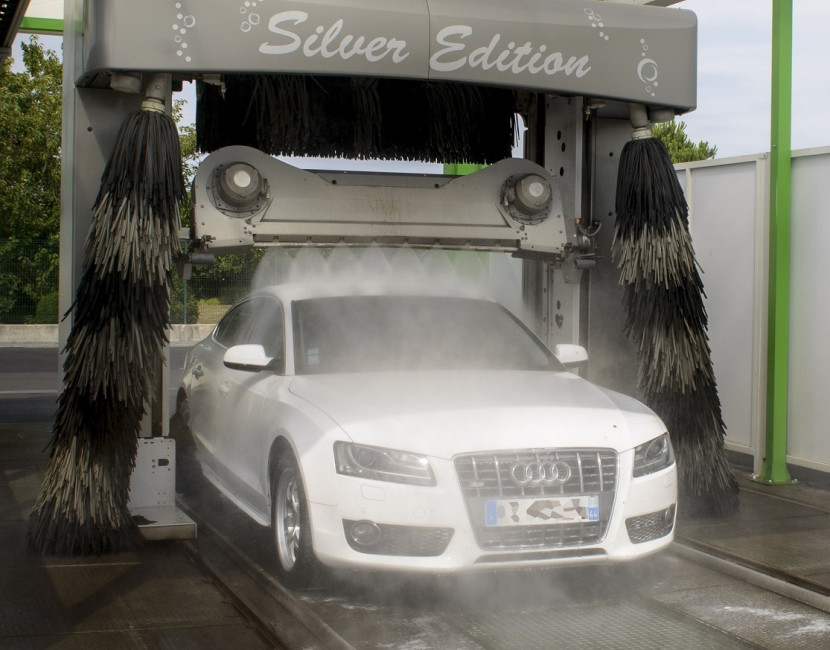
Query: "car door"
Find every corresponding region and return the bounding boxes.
[189,299,260,487]
[218,296,288,514]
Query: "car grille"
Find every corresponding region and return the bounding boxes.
[454,449,618,550]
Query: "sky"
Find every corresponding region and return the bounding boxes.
[10,0,830,161]
[677,0,830,158]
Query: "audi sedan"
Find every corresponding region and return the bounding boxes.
[175,282,677,587]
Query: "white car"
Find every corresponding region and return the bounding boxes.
[176,282,677,587]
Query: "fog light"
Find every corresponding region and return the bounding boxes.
[625,504,676,544]
[349,520,382,547]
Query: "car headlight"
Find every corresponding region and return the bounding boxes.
[334,442,435,486]
[632,433,675,478]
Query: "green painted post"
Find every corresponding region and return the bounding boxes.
[19,17,65,35]
[758,0,793,484]
[443,162,486,176]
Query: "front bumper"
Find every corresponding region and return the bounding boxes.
[307,451,677,573]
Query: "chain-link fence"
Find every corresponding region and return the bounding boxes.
[0,238,59,324]
[2,240,258,325]
[171,271,253,325]
[171,250,263,324]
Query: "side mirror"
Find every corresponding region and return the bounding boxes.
[553,343,588,368]
[223,344,275,372]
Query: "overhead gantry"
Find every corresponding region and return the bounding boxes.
[57,0,697,539]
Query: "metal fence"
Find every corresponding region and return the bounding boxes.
[1,239,255,325]
[171,273,251,325]
[0,238,59,324]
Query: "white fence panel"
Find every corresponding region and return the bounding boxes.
[788,151,830,473]
[676,147,830,476]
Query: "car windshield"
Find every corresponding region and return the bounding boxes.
[292,295,562,374]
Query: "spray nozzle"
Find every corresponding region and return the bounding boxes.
[141,73,172,113]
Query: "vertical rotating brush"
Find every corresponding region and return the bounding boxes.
[27,74,185,554]
[613,104,739,518]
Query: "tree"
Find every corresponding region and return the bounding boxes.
[0,37,62,322]
[0,37,62,239]
[653,120,717,164]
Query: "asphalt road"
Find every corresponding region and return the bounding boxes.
[0,346,190,423]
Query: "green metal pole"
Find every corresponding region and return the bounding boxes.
[758,0,793,484]
[19,17,65,36]
[443,162,486,175]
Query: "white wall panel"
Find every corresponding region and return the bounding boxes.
[679,158,766,459]
[787,151,830,472]
[677,148,830,475]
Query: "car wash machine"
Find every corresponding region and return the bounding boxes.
[57,0,698,538]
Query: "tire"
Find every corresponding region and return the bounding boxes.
[271,453,321,588]
[170,395,204,495]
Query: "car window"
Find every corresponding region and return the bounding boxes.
[249,298,285,361]
[292,295,562,374]
[213,299,258,348]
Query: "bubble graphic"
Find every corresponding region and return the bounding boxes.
[636,39,658,96]
[585,8,609,41]
[638,59,658,83]
[238,2,263,33]
[171,3,196,63]
[638,59,658,97]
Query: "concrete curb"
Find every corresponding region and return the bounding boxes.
[0,324,215,347]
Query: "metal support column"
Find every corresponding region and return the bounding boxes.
[758,0,793,484]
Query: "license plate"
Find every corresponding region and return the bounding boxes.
[485,495,600,527]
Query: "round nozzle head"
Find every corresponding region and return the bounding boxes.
[217,163,264,208]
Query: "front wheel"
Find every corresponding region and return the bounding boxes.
[271,453,321,588]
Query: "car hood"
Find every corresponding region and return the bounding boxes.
[288,371,665,458]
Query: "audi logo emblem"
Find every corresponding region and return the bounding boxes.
[510,460,572,486]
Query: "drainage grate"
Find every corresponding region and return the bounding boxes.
[452,598,752,649]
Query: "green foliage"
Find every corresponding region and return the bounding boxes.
[0,38,62,323]
[169,274,199,324]
[653,120,717,164]
[190,249,265,304]
[0,236,59,322]
[34,291,60,324]
[0,38,62,241]
[173,98,201,227]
